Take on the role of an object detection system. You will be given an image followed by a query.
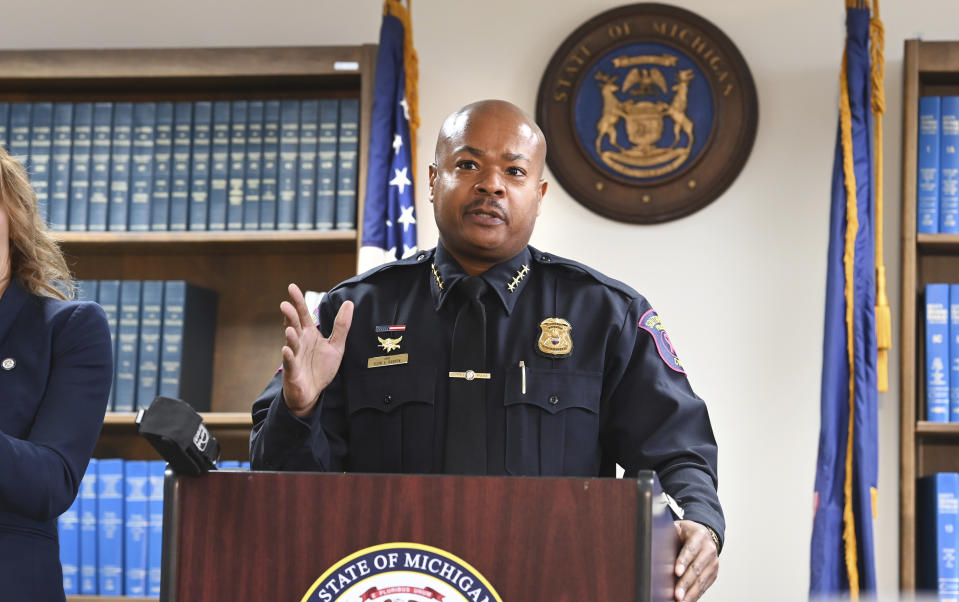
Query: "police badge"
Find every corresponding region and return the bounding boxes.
[537,318,573,358]
[536,3,758,223]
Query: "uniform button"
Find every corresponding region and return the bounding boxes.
[384,394,392,405]
[548,394,559,406]
[541,254,551,262]
[417,253,425,261]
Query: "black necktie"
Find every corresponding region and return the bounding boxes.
[444,276,489,474]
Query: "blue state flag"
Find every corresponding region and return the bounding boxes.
[810,1,885,598]
[359,0,419,272]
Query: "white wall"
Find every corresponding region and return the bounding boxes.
[7,0,959,598]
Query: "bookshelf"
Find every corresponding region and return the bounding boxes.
[0,45,375,460]
[0,45,377,602]
[899,39,959,590]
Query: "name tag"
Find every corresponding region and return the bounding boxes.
[367,353,409,368]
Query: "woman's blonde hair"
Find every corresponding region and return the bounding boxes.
[0,144,73,300]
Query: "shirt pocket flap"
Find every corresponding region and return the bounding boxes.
[504,368,602,415]
[347,366,436,415]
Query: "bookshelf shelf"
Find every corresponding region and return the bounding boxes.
[899,39,959,590]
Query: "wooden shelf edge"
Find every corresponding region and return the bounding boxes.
[55,230,356,245]
[69,597,156,601]
[917,233,959,252]
[916,421,959,435]
[103,412,251,427]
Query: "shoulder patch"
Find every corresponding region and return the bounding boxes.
[638,309,685,374]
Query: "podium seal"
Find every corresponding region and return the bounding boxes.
[301,542,503,602]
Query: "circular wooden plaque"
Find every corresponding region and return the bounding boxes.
[536,3,758,223]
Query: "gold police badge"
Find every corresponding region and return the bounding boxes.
[537,318,573,358]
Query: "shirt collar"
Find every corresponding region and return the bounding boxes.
[429,244,533,315]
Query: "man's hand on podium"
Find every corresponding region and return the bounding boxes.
[280,283,353,418]
[673,520,719,602]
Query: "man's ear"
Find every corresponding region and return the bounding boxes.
[536,179,548,216]
[428,163,438,203]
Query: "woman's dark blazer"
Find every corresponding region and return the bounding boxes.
[0,278,112,601]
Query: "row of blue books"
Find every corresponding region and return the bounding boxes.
[918,96,959,234]
[77,280,218,413]
[918,473,959,600]
[58,459,249,596]
[0,98,359,232]
[925,283,959,422]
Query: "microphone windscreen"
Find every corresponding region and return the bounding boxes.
[136,396,221,476]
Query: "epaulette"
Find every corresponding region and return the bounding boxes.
[329,248,436,292]
[528,245,641,299]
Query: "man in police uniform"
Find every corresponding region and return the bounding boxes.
[250,100,722,602]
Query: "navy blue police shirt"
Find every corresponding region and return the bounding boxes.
[250,244,724,544]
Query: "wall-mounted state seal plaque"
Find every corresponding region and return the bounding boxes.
[536,3,758,223]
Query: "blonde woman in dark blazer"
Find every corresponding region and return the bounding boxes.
[0,144,112,601]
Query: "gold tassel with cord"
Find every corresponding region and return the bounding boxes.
[869,0,890,393]
[839,42,862,602]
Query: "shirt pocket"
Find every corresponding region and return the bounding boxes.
[503,367,602,476]
[346,366,436,472]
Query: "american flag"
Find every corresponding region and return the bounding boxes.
[359,0,419,272]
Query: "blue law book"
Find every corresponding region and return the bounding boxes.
[123,461,149,596]
[136,280,163,411]
[8,103,31,170]
[29,102,54,225]
[276,100,300,230]
[227,100,248,230]
[79,459,98,595]
[296,99,319,230]
[952,284,959,422]
[189,101,212,231]
[918,473,959,600]
[115,280,142,413]
[146,461,165,597]
[217,460,241,469]
[88,103,113,232]
[49,102,73,231]
[942,97,959,234]
[68,103,94,231]
[76,279,98,303]
[169,102,193,231]
[244,100,264,229]
[58,494,81,594]
[334,98,359,229]
[97,280,121,411]
[259,100,280,229]
[0,101,9,149]
[241,461,251,470]
[928,283,951,422]
[158,281,218,412]
[97,458,124,596]
[129,103,156,232]
[150,102,174,230]
[108,102,134,231]
[208,101,231,231]
[919,96,942,234]
[315,99,339,230]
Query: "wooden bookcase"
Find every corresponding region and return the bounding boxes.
[899,39,959,590]
[0,45,376,464]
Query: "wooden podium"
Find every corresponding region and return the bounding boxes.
[161,470,679,601]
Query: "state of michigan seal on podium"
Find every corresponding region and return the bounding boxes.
[536,3,758,223]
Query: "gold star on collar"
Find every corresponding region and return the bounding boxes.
[431,263,445,290]
[506,264,530,293]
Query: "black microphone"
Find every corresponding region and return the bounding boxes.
[136,396,221,476]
